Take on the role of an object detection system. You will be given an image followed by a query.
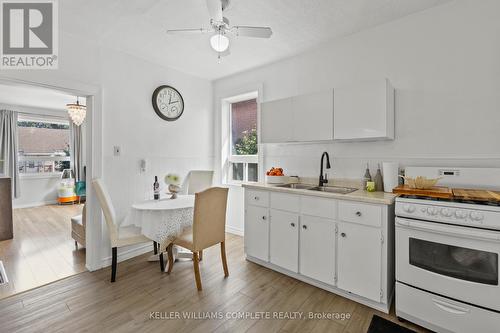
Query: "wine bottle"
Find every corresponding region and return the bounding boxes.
[153,176,160,200]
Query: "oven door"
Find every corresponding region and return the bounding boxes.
[396,217,500,311]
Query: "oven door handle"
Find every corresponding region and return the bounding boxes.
[432,298,470,315]
[396,218,500,242]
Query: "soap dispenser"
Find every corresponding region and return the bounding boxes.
[362,163,372,189]
[374,163,384,192]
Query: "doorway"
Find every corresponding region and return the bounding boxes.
[0,79,100,299]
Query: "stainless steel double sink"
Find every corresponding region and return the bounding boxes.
[276,183,358,194]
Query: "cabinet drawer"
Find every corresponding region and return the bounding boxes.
[270,192,300,213]
[338,201,382,227]
[246,190,269,207]
[300,196,337,219]
[396,282,500,333]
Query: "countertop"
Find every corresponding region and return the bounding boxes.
[242,182,397,205]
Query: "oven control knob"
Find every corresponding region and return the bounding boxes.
[455,210,468,219]
[403,204,415,213]
[440,208,453,217]
[470,211,484,221]
[427,207,439,215]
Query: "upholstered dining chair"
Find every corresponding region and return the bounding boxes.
[92,178,151,282]
[166,187,229,291]
[71,204,86,249]
[185,170,214,195]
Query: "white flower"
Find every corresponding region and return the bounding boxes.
[164,173,181,185]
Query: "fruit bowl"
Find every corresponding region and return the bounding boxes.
[265,175,289,184]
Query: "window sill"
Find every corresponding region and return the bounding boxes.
[223,180,260,187]
[20,173,62,180]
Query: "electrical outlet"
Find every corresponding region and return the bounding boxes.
[113,146,121,156]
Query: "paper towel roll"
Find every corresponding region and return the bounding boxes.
[383,162,399,193]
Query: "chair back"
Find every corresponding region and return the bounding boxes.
[92,178,118,243]
[192,187,228,250]
[186,170,214,195]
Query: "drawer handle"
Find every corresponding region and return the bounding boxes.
[432,298,470,315]
[290,222,295,227]
[341,232,346,238]
[302,225,307,230]
[261,216,266,221]
[355,211,362,217]
[254,196,259,200]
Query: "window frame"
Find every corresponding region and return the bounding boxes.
[222,91,261,185]
[17,114,72,178]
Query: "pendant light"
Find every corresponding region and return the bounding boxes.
[67,97,86,126]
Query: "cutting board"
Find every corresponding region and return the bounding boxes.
[392,185,453,199]
[452,188,500,202]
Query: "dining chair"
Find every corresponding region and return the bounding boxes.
[185,170,214,195]
[92,178,151,282]
[166,187,229,291]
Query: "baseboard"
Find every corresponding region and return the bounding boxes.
[226,225,244,236]
[101,242,153,268]
[13,200,58,209]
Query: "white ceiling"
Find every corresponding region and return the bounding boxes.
[61,0,452,80]
[0,83,83,111]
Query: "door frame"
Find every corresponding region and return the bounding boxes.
[0,75,104,271]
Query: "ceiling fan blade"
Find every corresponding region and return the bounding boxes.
[206,0,223,22]
[166,28,213,35]
[230,26,272,38]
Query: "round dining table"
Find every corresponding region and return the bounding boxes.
[122,195,195,263]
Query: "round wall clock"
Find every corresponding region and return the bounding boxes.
[152,85,184,121]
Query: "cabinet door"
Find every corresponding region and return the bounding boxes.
[292,90,334,142]
[245,205,269,261]
[299,215,336,285]
[337,222,382,302]
[270,209,299,272]
[334,78,394,141]
[260,97,293,143]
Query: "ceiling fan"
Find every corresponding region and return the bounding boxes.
[166,0,272,60]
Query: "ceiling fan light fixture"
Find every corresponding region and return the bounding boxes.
[210,33,229,52]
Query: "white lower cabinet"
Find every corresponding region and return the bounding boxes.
[299,215,336,285]
[337,221,382,302]
[244,205,269,261]
[244,187,393,313]
[270,209,299,272]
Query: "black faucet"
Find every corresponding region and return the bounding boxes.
[319,152,331,187]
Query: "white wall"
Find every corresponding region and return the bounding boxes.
[1,32,214,265]
[213,0,500,233]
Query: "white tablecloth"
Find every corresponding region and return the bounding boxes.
[122,195,195,247]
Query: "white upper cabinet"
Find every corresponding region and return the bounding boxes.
[334,78,395,141]
[260,90,334,143]
[260,97,293,143]
[292,91,334,142]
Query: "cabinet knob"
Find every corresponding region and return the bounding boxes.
[355,211,362,217]
[302,225,307,230]
[290,222,295,227]
[262,216,266,221]
[341,232,346,237]
[254,196,259,200]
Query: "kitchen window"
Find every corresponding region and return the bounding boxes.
[17,115,71,176]
[227,96,259,183]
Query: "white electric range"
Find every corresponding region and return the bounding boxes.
[395,167,500,333]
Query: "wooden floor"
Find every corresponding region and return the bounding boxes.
[0,233,428,333]
[0,204,86,299]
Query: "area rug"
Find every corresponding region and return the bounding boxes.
[367,315,417,333]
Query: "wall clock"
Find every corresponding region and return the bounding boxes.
[152,85,184,121]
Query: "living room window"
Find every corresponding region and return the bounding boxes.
[17,115,71,175]
[227,96,259,183]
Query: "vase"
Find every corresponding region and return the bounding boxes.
[168,184,180,199]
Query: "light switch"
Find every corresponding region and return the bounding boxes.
[113,146,121,156]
